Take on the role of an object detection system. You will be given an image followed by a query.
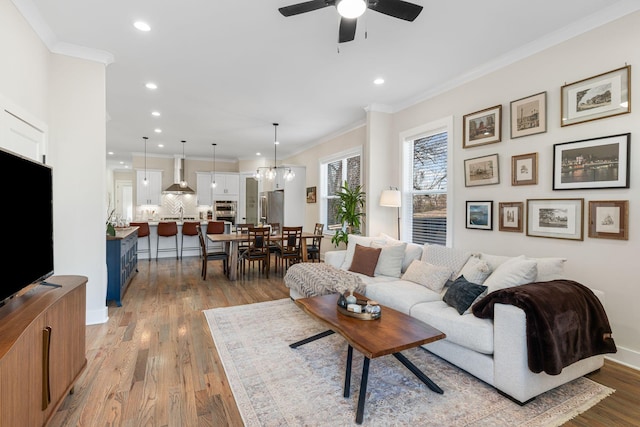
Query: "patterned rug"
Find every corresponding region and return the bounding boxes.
[203,299,614,426]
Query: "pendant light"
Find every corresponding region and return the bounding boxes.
[180,140,188,188]
[254,123,295,183]
[143,136,149,186]
[211,143,217,188]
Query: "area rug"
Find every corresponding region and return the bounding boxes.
[203,299,613,426]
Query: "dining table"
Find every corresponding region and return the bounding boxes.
[207,230,319,280]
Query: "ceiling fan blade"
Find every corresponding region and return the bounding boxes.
[338,17,357,43]
[369,0,423,21]
[279,0,332,17]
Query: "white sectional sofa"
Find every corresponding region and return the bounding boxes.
[287,234,607,404]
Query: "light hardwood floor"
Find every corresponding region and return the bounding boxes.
[49,257,640,426]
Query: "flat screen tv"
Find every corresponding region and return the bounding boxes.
[0,147,54,306]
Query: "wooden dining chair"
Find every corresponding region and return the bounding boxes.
[274,226,303,273]
[306,223,324,262]
[197,225,229,279]
[238,226,270,278]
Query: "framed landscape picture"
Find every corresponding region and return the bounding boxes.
[498,202,523,232]
[553,133,630,190]
[588,200,629,240]
[510,92,546,138]
[511,152,538,186]
[464,154,500,187]
[463,105,502,148]
[526,198,584,241]
[561,65,631,127]
[466,201,493,230]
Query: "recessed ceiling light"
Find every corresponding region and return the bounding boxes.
[374,78,385,85]
[107,151,114,155]
[145,82,158,90]
[134,21,151,32]
[119,161,124,164]
[154,128,162,133]
[151,111,161,116]
[158,144,164,148]
[256,152,261,156]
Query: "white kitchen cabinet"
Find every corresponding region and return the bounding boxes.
[213,173,239,197]
[136,170,162,206]
[196,172,214,206]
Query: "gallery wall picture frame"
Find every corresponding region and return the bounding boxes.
[464,154,500,187]
[306,186,317,203]
[466,201,493,230]
[510,92,547,138]
[561,65,631,127]
[553,133,630,190]
[511,152,538,186]
[498,202,523,232]
[588,200,629,240]
[526,198,584,241]
[463,105,502,148]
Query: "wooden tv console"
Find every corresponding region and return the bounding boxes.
[0,275,87,426]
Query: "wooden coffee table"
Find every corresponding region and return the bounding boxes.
[290,293,446,424]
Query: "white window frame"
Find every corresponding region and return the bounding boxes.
[319,146,363,236]
[400,116,454,246]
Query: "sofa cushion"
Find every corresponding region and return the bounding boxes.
[483,255,537,293]
[411,300,494,354]
[371,241,406,278]
[457,256,492,284]
[443,276,488,315]
[530,256,566,281]
[401,260,452,292]
[364,280,441,314]
[377,233,423,273]
[348,244,381,277]
[422,244,471,279]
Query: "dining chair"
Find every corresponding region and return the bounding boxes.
[306,223,324,262]
[238,226,271,278]
[274,226,303,273]
[130,222,151,262]
[197,225,229,279]
[180,221,200,259]
[267,222,281,263]
[234,223,252,272]
[156,221,178,260]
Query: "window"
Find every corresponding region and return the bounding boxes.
[402,118,452,246]
[320,148,362,233]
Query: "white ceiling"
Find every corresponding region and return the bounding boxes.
[13,0,640,169]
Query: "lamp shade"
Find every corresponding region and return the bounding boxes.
[380,189,401,208]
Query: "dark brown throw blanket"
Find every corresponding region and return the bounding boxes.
[472,280,617,375]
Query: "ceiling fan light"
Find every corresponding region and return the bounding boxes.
[337,0,366,19]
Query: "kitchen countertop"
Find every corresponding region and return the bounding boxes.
[106,226,139,240]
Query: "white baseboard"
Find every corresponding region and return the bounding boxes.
[86,306,109,325]
[605,345,640,371]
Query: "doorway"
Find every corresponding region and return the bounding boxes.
[115,179,133,222]
[245,177,258,225]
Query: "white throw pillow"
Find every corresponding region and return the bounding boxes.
[371,241,407,278]
[529,257,566,281]
[421,245,471,280]
[483,255,537,293]
[457,256,492,284]
[479,253,513,272]
[401,260,452,292]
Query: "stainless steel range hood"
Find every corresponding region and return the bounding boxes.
[163,157,195,194]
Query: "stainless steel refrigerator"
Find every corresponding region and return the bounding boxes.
[260,190,284,226]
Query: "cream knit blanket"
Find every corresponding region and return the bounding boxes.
[284,263,365,298]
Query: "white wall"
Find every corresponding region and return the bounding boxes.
[387,11,640,369]
[2,0,108,325]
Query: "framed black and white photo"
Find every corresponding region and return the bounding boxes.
[561,65,631,127]
[511,152,538,186]
[499,202,523,232]
[526,198,584,241]
[553,133,630,190]
[463,105,502,148]
[588,200,629,240]
[466,201,493,230]
[510,92,546,138]
[464,154,500,187]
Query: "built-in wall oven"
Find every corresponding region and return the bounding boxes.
[214,200,237,225]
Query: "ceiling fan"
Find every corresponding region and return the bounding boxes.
[278,0,423,43]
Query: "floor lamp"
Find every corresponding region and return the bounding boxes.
[380,188,402,240]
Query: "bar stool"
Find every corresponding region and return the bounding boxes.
[206,220,226,254]
[156,221,178,260]
[130,222,151,262]
[181,221,200,259]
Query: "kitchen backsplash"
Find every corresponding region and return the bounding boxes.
[135,193,208,221]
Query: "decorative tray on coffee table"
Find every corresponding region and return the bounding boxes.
[336,295,382,320]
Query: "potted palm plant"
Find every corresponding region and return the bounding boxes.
[331,181,366,247]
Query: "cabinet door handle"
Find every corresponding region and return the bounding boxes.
[42,326,52,410]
